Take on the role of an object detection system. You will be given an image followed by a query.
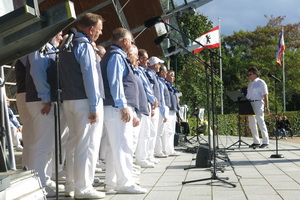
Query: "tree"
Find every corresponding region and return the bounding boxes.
[168,13,214,113]
[222,16,300,113]
[171,14,300,116]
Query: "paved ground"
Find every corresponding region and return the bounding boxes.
[51,135,300,200]
[14,135,300,200]
[278,136,300,144]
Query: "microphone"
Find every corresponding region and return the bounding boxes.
[63,28,77,51]
[154,33,169,45]
[268,73,281,82]
[144,16,163,28]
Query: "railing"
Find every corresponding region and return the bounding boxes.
[0,64,16,171]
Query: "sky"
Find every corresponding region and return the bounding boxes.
[197,0,300,36]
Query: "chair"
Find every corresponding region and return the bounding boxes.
[185,108,207,144]
[196,123,207,135]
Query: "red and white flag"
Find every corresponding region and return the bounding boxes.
[193,26,220,54]
[276,31,285,66]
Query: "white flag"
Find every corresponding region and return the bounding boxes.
[193,26,220,53]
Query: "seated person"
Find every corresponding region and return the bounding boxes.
[283,116,293,138]
[276,116,287,139]
[176,112,190,135]
[197,121,207,135]
[7,98,23,151]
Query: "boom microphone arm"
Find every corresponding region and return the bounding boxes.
[154,32,219,75]
[268,73,281,82]
[145,16,222,59]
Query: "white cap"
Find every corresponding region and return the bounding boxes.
[148,56,164,66]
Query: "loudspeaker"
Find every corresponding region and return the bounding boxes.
[195,145,211,168]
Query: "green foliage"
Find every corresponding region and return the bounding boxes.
[170,13,300,131]
[168,13,214,112]
[222,16,300,112]
[179,14,213,40]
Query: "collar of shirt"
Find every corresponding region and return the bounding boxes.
[147,67,156,74]
[251,77,260,83]
[138,65,146,72]
[167,82,179,93]
[166,81,173,90]
[158,76,165,82]
[111,45,127,57]
[46,42,57,53]
[77,31,91,42]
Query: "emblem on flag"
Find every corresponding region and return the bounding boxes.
[193,26,220,53]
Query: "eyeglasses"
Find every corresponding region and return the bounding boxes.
[140,56,148,61]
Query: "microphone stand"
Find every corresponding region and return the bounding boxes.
[166,40,211,171]
[270,78,284,158]
[54,49,62,200]
[159,20,226,152]
[47,49,64,200]
[164,35,235,187]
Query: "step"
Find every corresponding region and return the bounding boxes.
[0,169,46,200]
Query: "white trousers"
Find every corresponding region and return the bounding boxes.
[155,107,169,155]
[248,101,269,144]
[104,106,134,187]
[10,126,22,147]
[132,115,142,154]
[26,101,55,187]
[148,107,160,159]
[162,110,176,155]
[135,112,151,162]
[16,93,32,168]
[63,99,103,194]
[99,127,107,161]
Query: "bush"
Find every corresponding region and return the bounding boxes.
[212,111,300,137]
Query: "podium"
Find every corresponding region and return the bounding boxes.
[226,91,255,149]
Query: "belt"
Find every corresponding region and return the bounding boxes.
[249,99,261,102]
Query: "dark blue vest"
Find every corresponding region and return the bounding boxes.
[15,58,26,94]
[135,71,150,116]
[101,46,139,110]
[145,68,161,106]
[59,37,105,100]
[166,82,180,112]
[158,77,171,108]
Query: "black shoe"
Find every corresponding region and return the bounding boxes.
[249,143,260,148]
[259,144,269,148]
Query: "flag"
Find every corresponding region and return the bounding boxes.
[276,31,285,66]
[193,26,220,54]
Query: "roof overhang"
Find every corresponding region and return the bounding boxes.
[0,0,76,65]
[39,0,164,58]
[0,0,213,65]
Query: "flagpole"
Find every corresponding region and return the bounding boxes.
[218,17,223,115]
[282,27,286,112]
